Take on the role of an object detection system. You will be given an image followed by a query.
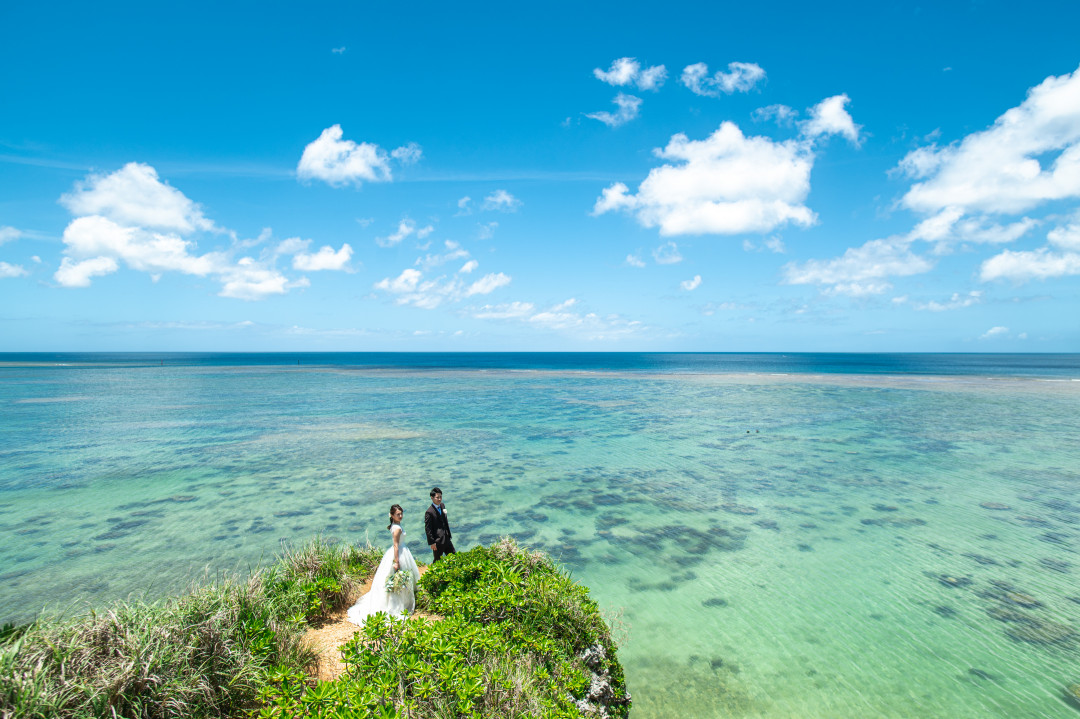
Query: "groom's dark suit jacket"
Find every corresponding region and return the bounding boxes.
[424,503,452,547]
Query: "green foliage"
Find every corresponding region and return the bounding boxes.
[259,537,630,719]
[0,536,627,719]
[0,537,381,719]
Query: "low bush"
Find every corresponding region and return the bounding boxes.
[260,537,630,719]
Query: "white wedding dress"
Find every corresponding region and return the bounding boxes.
[346,524,421,624]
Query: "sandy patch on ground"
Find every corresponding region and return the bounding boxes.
[303,566,435,683]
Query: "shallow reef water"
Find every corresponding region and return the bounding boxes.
[2,361,1080,717]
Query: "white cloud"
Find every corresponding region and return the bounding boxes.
[980,326,1009,339]
[331,46,346,54]
[899,64,1080,215]
[390,142,423,165]
[594,57,639,86]
[472,301,535,319]
[979,247,1080,281]
[377,219,433,247]
[0,226,22,245]
[680,275,702,291]
[625,254,646,267]
[292,243,354,271]
[456,196,472,215]
[58,215,220,279]
[376,268,422,294]
[54,256,119,287]
[594,122,817,235]
[653,241,683,264]
[417,240,470,270]
[782,237,933,294]
[297,125,419,187]
[681,62,766,97]
[465,272,511,296]
[800,94,861,145]
[459,259,479,273]
[60,162,214,234]
[593,57,667,91]
[822,282,894,297]
[909,207,1037,253]
[482,190,522,212]
[1048,216,1080,250]
[753,104,798,126]
[54,164,315,300]
[637,65,668,91]
[913,290,983,311]
[743,235,786,253]
[586,93,642,127]
[0,261,28,278]
[374,263,511,309]
[477,221,498,239]
[219,258,308,301]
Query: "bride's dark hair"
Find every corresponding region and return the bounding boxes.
[387,504,403,530]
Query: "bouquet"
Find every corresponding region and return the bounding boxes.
[385,568,412,593]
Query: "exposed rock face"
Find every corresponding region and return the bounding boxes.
[573,643,631,719]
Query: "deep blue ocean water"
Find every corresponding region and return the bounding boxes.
[4,351,1079,377]
[2,353,1079,717]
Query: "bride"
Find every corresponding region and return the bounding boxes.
[346,504,421,624]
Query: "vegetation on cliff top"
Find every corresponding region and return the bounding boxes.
[1,537,628,719]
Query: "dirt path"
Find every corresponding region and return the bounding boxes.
[302,566,434,683]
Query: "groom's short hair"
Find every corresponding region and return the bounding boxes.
[430,487,442,499]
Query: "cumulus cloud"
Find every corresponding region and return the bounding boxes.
[54,256,119,287]
[898,64,1080,215]
[680,275,702,291]
[980,326,1009,339]
[593,57,667,91]
[59,215,220,278]
[979,247,1080,281]
[374,257,511,309]
[219,258,308,301]
[60,162,215,234]
[0,226,22,245]
[297,125,419,187]
[292,243,354,271]
[0,261,28,278]
[54,164,319,300]
[482,190,522,212]
[653,241,683,264]
[625,254,646,267]
[1048,215,1080,250]
[586,93,642,127]
[782,237,933,295]
[681,62,766,97]
[331,46,346,54]
[800,94,861,145]
[477,221,498,240]
[594,122,817,235]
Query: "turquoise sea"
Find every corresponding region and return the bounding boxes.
[2,353,1080,718]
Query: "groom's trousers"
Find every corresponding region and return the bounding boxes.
[433,541,456,562]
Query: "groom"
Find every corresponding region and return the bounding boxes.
[424,486,455,562]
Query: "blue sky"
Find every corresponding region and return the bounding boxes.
[2,0,1079,352]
